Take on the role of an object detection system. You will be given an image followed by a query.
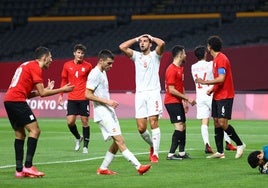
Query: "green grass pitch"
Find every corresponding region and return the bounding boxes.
[0,118,267,188]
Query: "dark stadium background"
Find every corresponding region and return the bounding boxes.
[0,0,268,92]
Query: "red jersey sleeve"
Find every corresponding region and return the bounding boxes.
[4,61,43,101]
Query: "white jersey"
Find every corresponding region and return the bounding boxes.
[191,60,214,100]
[191,60,214,119]
[132,50,161,92]
[86,66,115,122]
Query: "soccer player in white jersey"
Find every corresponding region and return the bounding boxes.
[119,34,165,163]
[85,49,151,175]
[191,45,237,154]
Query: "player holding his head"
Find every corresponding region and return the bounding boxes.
[119,34,165,163]
[4,47,74,178]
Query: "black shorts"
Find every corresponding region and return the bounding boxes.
[4,101,37,130]
[165,103,186,123]
[67,100,90,117]
[211,98,233,119]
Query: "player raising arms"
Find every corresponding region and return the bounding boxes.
[119,34,165,163]
[4,47,74,178]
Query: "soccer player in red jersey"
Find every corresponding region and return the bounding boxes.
[4,47,74,178]
[58,44,92,154]
[195,36,246,159]
[191,45,237,154]
[164,45,196,160]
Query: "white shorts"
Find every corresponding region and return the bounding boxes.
[196,97,212,119]
[135,90,163,118]
[97,107,122,141]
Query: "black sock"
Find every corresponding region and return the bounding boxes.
[14,139,24,172]
[68,124,80,139]
[25,137,38,168]
[225,124,243,146]
[179,130,186,153]
[169,130,180,153]
[83,126,90,148]
[214,127,224,153]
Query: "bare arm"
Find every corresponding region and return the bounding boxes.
[119,38,135,58]
[33,82,74,98]
[168,85,196,106]
[151,36,165,56]
[28,79,56,99]
[85,88,119,109]
[195,74,225,85]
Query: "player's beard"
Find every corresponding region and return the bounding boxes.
[43,61,52,69]
[141,46,150,53]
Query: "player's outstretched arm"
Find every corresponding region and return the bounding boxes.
[33,83,74,98]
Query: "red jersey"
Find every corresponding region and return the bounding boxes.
[164,63,184,104]
[61,60,92,100]
[4,60,43,102]
[213,52,235,100]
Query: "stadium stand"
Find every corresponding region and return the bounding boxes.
[0,0,268,61]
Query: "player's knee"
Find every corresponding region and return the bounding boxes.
[138,126,146,134]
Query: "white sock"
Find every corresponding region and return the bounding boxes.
[179,151,185,156]
[122,149,141,169]
[168,153,175,157]
[151,127,160,156]
[201,124,209,145]
[141,129,153,146]
[224,131,231,143]
[100,151,115,169]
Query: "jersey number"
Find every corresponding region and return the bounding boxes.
[75,71,79,78]
[194,73,207,89]
[10,67,22,88]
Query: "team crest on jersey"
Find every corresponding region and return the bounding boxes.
[82,67,85,72]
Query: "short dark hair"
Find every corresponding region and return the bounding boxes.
[247,151,261,168]
[74,44,86,52]
[207,35,222,52]
[194,45,206,60]
[34,46,50,59]
[171,45,185,58]
[98,49,114,60]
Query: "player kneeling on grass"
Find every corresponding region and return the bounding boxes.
[85,49,151,175]
[247,145,268,174]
